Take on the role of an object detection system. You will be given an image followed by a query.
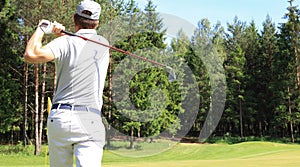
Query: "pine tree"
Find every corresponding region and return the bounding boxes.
[224,17,247,137]
[242,21,261,137]
[142,0,164,32]
[259,15,279,137]
[0,0,23,144]
[171,29,191,56]
[110,0,184,148]
[273,0,300,142]
[188,18,226,140]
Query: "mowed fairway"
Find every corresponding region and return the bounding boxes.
[102,141,300,167]
[1,142,300,167]
[102,150,300,167]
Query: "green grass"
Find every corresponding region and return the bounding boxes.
[105,140,177,157]
[1,141,300,167]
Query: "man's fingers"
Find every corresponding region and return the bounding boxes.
[38,19,53,34]
[52,21,65,34]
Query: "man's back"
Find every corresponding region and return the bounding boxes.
[47,29,109,110]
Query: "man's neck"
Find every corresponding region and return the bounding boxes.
[75,25,80,32]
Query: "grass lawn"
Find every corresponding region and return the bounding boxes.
[0,141,300,167]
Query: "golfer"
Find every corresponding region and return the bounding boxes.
[24,0,109,166]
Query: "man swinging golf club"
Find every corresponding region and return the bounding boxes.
[24,0,108,166]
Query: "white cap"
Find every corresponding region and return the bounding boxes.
[76,0,101,20]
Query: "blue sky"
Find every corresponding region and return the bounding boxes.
[133,0,299,30]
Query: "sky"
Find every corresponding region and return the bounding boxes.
[129,0,300,38]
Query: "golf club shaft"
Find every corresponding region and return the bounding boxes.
[61,30,166,68]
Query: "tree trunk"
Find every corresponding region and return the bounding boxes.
[295,43,300,92]
[9,127,14,145]
[23,63,29,146]
[39,63,47,148]
[239,98,243,138]
[34,64,41,155]
[130,126,134,149]
[106,59,112,149]
[106,4,116,148]
[239,84,244,138]
[259,121,262,137]
[288,87,295,143]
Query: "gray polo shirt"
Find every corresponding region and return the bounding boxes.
[47,29,109,110]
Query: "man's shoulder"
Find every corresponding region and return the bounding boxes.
[47,35,69,49]
[95,35,109,45]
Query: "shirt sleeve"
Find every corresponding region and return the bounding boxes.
[46,36,69,60]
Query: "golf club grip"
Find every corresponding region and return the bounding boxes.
[61,30,77,36]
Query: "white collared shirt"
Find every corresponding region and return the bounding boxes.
[47,29,110,110]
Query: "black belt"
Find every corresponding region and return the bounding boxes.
[51,104,100,115]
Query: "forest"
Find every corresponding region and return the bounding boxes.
[0,0,300,155]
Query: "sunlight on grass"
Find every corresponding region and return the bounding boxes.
[1,141,300,167]
[106,140,178,157]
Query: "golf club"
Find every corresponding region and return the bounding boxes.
[61,30,176,82]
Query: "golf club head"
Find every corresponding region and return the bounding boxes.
[166,66,176,82]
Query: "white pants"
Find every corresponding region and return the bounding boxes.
[47,106,105,167]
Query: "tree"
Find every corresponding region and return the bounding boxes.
[185,18,226,140]
[171,29,191,56]
[273,0,300,142]
[142,0,164,32]
[109,0,187,148]
[242,21,261,137]
[259,15,279,137]
[224,17,247,137]
[0,0,23,144]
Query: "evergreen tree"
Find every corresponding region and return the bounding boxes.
[242,21,261,137]
[273,0,300,142]
[142,0,164,32]
[188,18,226,140]
[224,17,247,137]
[259,15,279,136]
[0,0,23,144]
[109,0,173,148]
[170,29,190,56]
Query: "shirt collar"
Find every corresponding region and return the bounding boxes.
[76,29,97,35]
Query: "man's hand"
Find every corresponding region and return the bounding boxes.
[38,19,53,34]
[52,21,65,36]
[38,19,65,35]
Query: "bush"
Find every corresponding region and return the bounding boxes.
[205,134,298,144]
[0,142,47,156]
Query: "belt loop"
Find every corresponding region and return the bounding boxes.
[71,105,74,111]
[57,104,61,110]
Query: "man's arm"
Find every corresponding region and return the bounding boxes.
[24,20,65,63]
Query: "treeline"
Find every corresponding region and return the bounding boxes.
[0,0,300,154]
